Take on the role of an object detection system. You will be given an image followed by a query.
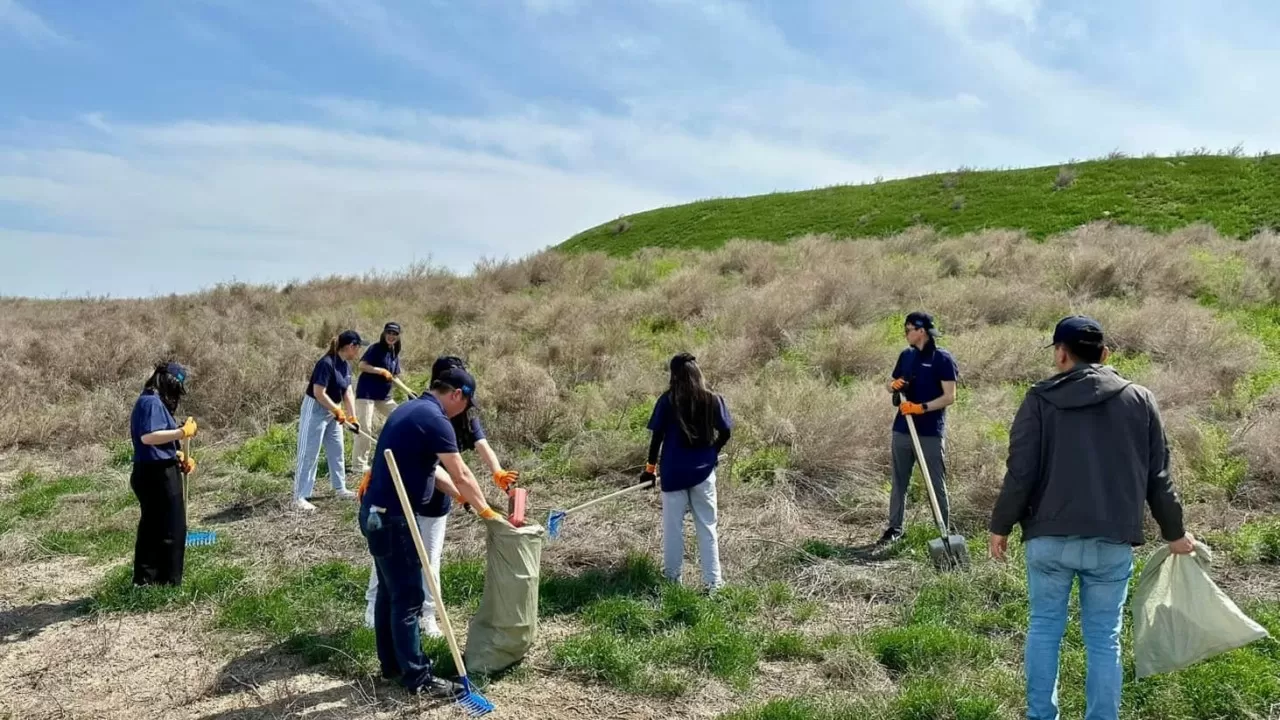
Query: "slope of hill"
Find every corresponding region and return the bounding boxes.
[560,154,1280,256]
[2,203,1280,716]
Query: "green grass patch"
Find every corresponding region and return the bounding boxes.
[227,423,297,475]
[562,155,1280,255]
[107,439,134,468]
[38,527,134,562]
[539,551,666,615]
[0,473,97,533]
[731,445,791,485]
[217,561,367,637]
[1208,517,1280,565]
[867,625,997,675]
[90,547,246,613]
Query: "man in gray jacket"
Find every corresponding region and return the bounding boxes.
[988,315,1194,720]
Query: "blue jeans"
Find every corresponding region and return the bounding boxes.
[359,501,433,690]
[1024,535,1134,720]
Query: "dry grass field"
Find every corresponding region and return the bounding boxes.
[1,222,1278,719]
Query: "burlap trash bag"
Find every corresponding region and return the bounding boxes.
[464,515,546,675]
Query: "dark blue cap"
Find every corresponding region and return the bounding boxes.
[383,322,401,335]
[434,365,479,409]
[906,311,939,337]
[165,362,188,383]
[431,355,466,381]
[337,329,363,347]
[1048,315,1104,347]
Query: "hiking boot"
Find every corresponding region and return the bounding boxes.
[409,676,464,700]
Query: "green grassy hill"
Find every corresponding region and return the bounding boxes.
[560,154,1280,255]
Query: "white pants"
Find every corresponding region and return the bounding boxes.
[351,398,397,474]
[292,395,348,501]
[661,472,723,589]
[365,512,448,627]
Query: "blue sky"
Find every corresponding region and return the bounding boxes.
[2,0,1279,298]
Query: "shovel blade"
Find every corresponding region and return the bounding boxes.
[927,534,969,571]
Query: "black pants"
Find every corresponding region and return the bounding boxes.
[130,461,187,586]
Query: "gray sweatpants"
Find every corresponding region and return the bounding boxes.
[888,430,950,533]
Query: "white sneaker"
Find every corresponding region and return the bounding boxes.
[420,615,442,637]
[334,488,356,500]
[364,607,376,629]
[292,498,317,512]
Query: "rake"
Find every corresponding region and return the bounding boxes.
[392,377,419,400]
[383,448,495,716]
[181,435,218,547]
[547,478,655,541]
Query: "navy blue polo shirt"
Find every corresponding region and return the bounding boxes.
[363,395,459,517]
[305,354,352,405]
[355,343,400,401]
[420,413,487,518]
[891,345,958,437]
[647,391,733,492]
[130,390,179,463]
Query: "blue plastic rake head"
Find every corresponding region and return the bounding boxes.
[456,677,494,717]
[546,509,567,540]
[186,529,218,547]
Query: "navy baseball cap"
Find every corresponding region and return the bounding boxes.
[164,362,188,383]
[1047,315,1104,347]
[337,329,363,347]
[905,311,939,337]
[435,365,479,409]
[383,322,401,335]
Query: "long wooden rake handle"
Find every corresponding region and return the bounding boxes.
[392,377,419,399]
[382,448,471,683]
[558,478,654,516]
[904,414,949,536]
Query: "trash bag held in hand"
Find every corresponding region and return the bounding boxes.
[464,516,546,675]
[1131,540,1270,679]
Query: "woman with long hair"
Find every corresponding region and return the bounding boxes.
[351,322,404,478]
[129,361,198,586]
[292,329,363,512]
[360,354,520,635]
[641,352,733,592]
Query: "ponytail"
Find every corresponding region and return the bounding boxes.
[326,336,339,357]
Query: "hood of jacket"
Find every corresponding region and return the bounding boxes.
[1030,363,1132,409]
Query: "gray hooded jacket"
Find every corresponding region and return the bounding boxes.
[989,363,1185,546]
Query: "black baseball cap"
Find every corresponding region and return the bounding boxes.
[434,365,479,409]
[905,311,939,338]
[431,355,466,380]
[1047,315,1104,347]
[383,322,401,335]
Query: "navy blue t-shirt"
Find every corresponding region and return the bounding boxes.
[355,343,400,401]
[420,413,487,518]
[647,391,733,492]
[891,345,959,437]
[130,390,179,464]
[363,395,459,517]
[305,354,352,405]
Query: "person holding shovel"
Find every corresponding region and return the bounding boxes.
[361,354,519,634]
[292,329,363,512]
[874,311,957,550]
[128,361,198,586]
[642,352,733,592]
[358,363,507,698]
[351,322,404,478]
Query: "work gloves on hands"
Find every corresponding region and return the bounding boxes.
[890,378,907,391]
[180,417,198,439]
[176,450,196,475]
[899,401,925,416]
[333,409,359,434]
[356,470,371,501]
[377,368,394,380]
[493,469,520,492]
[640,463,658,489]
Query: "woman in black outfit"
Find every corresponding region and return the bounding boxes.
[128,361,198,586]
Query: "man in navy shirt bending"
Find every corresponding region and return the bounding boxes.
[876,311,959,549]
[358,365,504,698]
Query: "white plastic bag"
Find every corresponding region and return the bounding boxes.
[1131,540,1270,679]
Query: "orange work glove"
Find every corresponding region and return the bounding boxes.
[180,417,198,439]
[177,451,196,475]
[493,469,520,492]
[477,506,501,520]
[377,368,394,380]
[356,469,371,501]
[899,401,925,415]
[332,408,350,425]
[890,378,907,391]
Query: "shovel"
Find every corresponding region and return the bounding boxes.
[902,413,968,571]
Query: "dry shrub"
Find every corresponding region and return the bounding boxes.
[716,280,817,357]
[1236,402,1280,503]
[919,277,1069,331]
[696,335,766,382]
[727,376,889,486]
[945,386,1024,528]
[707,238,785,286]
[809,325,898,381]
[941,326,1053,386]
[480,358,563,447]
[655,268,720,322]
[1049,223,1204,299]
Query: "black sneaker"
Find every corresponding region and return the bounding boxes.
[873,529,902,548]
[409,676,464,700]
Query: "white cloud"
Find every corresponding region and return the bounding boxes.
[0,0,68,46]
